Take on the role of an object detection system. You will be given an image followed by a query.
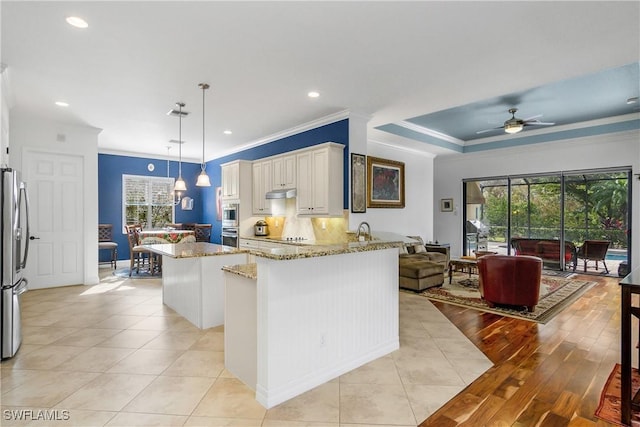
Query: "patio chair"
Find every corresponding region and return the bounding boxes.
[576,240,611,273]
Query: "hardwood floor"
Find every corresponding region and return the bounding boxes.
[419,273,623,426]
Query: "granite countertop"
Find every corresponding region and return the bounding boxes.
[246,239,404,261]
[144,233,409,261]
[142,242,247,258]
[222,263,257,280]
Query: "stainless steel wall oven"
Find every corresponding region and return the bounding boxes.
[221,227,238,248]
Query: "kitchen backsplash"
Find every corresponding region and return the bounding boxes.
[262,199,348,242]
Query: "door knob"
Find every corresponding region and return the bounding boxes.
[29,236,40,240]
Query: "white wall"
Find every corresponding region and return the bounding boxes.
[10,112,101,285]
[434,129,640,267]
[0,67,10,168]
[354,142,436,242]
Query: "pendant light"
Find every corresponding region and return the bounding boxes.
[173,102,187,193]
[196,83,211,187]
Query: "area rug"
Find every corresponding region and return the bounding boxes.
[416,272,595,323]
[113,268,158,279]
[595,363,640,426]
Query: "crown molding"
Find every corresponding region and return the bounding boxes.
[397,121,465,145]
[212,110,351,160]
[368,138,437,159]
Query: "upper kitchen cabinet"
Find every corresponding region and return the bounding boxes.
[271,154,296,190]
[252,160,272,215]
[221,160,252,202]
[296,143,344,216]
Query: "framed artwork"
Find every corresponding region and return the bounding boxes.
[440,198,453,212]
[367,156,405,208]
[351,153,367,213]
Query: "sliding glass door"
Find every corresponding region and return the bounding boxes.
[564,170,630,275]
[463,168,631,275]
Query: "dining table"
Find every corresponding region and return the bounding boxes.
[138,229,196,245]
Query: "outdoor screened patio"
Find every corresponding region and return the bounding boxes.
[463,168,631,277]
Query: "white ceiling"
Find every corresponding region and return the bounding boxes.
[2,1,639,162]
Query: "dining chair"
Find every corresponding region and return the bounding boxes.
[194,224,212,242]
[125,225,153,276]
[576,240,611,273]
[98,224,118,269]
[182,223,196,231]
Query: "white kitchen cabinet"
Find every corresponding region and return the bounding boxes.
[252,160,272,215]
[296,143,344,216]
[271,154,296,189]
[221,160,252,203]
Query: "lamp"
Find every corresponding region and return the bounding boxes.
[173,102,187,193]
[196,83,211,187]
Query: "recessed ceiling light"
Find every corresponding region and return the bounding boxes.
[307,91,320,98]
[66,16,88,29]
[55,101,69,107]
[223,130,233,135]
[627,97,639,105]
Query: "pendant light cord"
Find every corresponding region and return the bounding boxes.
[199,83,209,172]
[178,102,183,178]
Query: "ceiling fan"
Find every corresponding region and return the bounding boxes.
[477,108,555,135]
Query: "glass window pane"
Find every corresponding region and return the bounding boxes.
[122,175,175,230]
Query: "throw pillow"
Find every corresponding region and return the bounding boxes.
[413,244,426,254]
[399,245,409,255]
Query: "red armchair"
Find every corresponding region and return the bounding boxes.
[478,255,542,312]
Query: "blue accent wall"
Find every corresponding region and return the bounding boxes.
[98,154,203,260]
[98,118,349,257]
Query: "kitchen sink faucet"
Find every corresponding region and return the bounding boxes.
[356,221,371,241]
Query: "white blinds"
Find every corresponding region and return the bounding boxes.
[122,174,175,231]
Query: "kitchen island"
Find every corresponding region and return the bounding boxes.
[223,238,403,409]
[143,242,247,329]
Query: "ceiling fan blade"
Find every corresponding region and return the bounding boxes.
[476,126,503,134]
[524,121,555,126]
[522,114,543,121]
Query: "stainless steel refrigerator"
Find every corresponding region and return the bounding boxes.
[1,168,30,359]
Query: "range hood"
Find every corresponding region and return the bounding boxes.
[265,188,297,199]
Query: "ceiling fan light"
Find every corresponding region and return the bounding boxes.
[504,122,523,134]
[174,177,187,192]
[196,170,211,187]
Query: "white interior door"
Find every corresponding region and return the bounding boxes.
[23,150,84,289]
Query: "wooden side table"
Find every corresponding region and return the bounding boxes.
[620,267,640,425]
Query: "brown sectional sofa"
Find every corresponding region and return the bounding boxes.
[399,239,448,291]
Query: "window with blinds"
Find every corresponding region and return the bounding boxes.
[122,174,175,231]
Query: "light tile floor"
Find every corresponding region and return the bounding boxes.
[0,266,492,426]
